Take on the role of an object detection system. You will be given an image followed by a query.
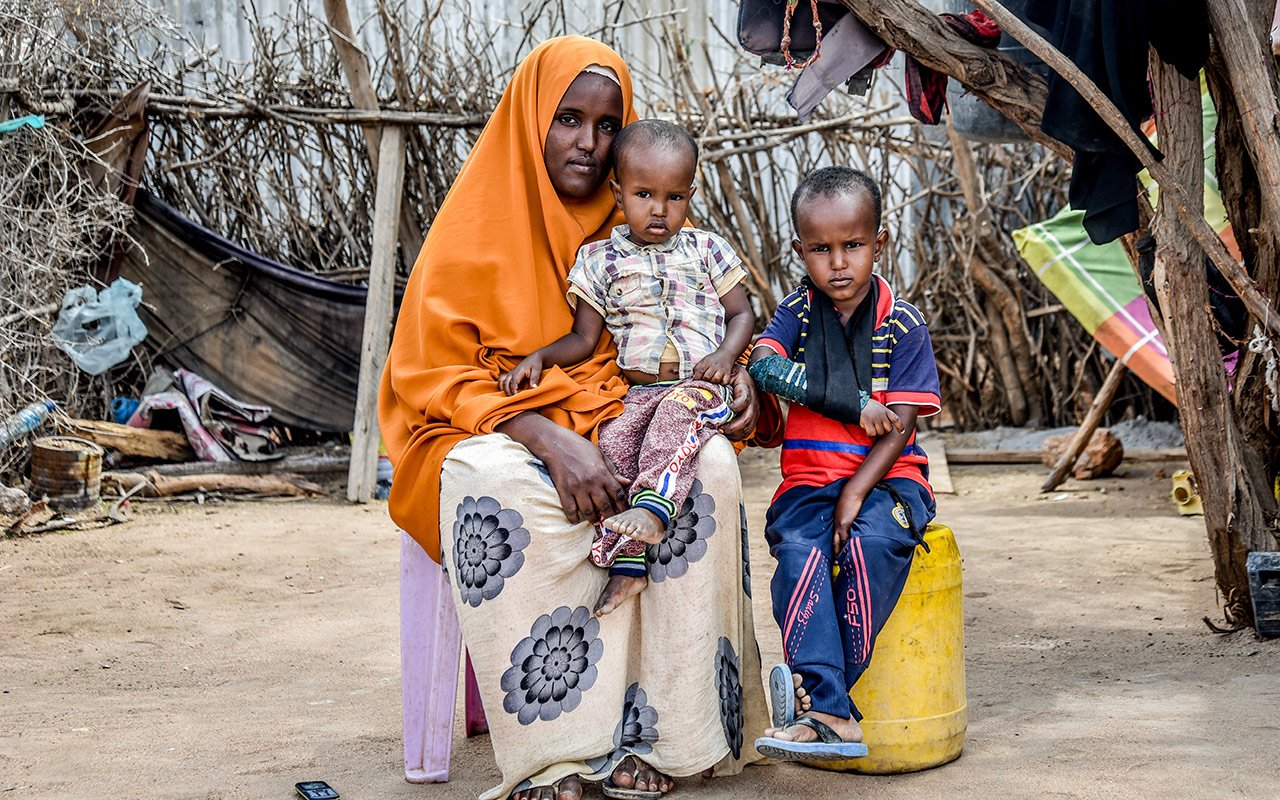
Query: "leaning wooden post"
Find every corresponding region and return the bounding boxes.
[1041,357,1127,493]
[348,126,405,503]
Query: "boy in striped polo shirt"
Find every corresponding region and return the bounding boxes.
[750,166,941,761]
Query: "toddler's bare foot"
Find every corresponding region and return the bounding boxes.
[603,507,665,544]
[593,574,647,617]
[764,710,862,743]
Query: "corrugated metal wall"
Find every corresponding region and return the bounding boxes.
[151,0,747,102]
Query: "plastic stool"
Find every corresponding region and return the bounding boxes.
[400,531,489,783]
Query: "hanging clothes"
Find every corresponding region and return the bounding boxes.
[903,9,1002,125]
[1025,0,1208,244]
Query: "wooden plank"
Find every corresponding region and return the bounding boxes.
[944,447,1187,465]
[916,433,953,494]
[347,125,405,503]
[61,418,194,461]
[144,452,349,478]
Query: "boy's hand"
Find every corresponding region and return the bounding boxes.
[693,351,735,385]
[833,484,865,554]
[860,399,904,437]
[499,354,544,396]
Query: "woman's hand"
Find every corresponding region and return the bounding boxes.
[497,412,628,524]
[720,364,759,442]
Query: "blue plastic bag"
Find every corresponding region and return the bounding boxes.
[51,278,149,375]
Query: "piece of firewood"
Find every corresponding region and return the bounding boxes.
[61,419,195,462]
[146,471,324,497]
[1041,429,1125,480]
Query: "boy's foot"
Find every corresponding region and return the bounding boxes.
[763,709,862,743]
[792,671,813,715]
[593,574,647,617]
[768,664,814,728]
[603,507,665,543]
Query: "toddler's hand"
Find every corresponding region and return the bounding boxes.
[860,399,904,437]
[693,352,735,385]
[499,354,544,396]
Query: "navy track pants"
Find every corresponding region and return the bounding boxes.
[765,476,935,721]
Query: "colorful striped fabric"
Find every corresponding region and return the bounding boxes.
[1010,82,1236,406]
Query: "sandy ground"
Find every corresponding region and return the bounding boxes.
[2,449,1278,800]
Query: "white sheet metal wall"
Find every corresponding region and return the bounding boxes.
[152,0,748,103]
[148,0,921,287]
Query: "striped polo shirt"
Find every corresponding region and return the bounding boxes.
[755,275,942,499]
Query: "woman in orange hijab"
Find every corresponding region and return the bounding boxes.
[381,36,766,800]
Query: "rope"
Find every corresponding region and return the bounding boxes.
[780,0,824,70]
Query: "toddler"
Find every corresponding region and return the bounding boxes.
[500,119,754,616]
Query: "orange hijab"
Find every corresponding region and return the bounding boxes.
[379,37,637,561]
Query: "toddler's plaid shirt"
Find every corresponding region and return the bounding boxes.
[567,225,746,377]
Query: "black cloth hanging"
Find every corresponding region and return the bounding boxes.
[801,277,877,424]
[1025,0,1208,244]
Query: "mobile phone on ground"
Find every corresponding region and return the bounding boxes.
[295,781,339,800]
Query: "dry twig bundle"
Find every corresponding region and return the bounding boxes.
[0,0,1165,448]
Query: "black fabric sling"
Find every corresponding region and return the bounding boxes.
[802,276,877,424]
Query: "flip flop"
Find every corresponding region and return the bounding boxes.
[769,662,796,729]
[755,716,869,762]
[601,777,662,800]
[600,757,663,800]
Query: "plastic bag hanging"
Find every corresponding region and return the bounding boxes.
[51,278,148,375]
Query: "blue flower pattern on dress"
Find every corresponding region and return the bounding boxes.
[528,458,555,488]
[739,502,751,597]
[716,637,743,759]
[501,606,603,725]
[452,496,530,607]
[646,479,716,582]
[612,683,659,757]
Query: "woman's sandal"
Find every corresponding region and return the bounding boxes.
[768,662,796,729]
[601,758,665,800]
[754,716,870,762]
[601,777,662,800]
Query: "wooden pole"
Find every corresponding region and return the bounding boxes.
[1040,357,1127,492]
[967,0,1280,342]
[1150,50,1270,624]
[348,126,406,503]
[321,0,424,258]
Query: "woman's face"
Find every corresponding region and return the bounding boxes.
[543,72,624,199]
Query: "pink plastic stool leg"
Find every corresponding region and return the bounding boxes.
[464,650,488,736]
[400,532,461,783]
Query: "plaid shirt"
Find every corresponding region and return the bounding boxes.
[568,225,746,377]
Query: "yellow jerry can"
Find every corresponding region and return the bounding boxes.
[813,522,967,774]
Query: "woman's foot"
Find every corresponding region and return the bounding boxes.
[593,574,647,616]
[512,775,583,800]
[610,756,674,795]
[604,507,665,542]
[763,710,862,743]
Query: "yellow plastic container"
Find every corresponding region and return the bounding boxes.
[813,522,967,774]
[1170,470,1204,516]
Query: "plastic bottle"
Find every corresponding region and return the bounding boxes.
[0,400,57,450]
